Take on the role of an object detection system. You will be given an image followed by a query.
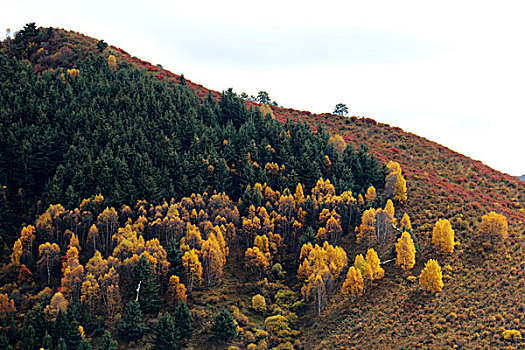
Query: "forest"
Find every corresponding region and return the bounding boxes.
[0,24,523,350]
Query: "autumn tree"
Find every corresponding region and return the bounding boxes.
[245,246,271,279]
[182,249,202,292]
[400,213,412,231]
[0,293,16,321]
[61,246,85,300]
[353,254,373,284]
[341,266,364,301]
[81,273,101,316]
[98,267,121,319]
[44,292,69,320]
[328,134,347,155]
[365,186,376,204]
[252,294,266,312]
[395,231,416,270]
[479,211,508,246]
[201,232,226,287]
[432,219,455,254]
[357,208,376,246]
[419,259,443,292]
[365,248,385,280]
[108,55,117,70]
[167,275,187,309]
[38,242,60,285]
[393,173,407,203]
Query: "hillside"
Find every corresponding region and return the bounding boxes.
[0,24,524,350]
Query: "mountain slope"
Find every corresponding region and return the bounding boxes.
[1,25,524,350]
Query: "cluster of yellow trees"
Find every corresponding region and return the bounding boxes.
[4,153,511,321]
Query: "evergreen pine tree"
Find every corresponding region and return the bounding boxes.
[20,323,36,350]
[100,331,116,350]
[42,331,53,350]
[173,301,193,341]
[166,239,184,276]
[211,308,237,341]
[117,300,148,341]
[0,334,13,350]
[78,338,93,350]
[154,312,178,350]
[133,255,160,313]
[56,338,67,350]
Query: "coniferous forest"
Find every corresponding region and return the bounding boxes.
[0,24,524,349]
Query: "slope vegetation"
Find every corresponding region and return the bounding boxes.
[1,25,524,350]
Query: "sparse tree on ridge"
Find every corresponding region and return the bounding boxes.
[333,103,348,116]
[257,91,271,104]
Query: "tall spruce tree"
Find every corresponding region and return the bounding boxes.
[133,255,160,313]
[154,312,178,350]
[118,300,148,341]
[173,301,193,342]
[211,308,237,341]
[100,331,116,350]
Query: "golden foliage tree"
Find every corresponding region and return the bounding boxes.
[38,242,61,285]
[395,231,416,270]
[108,54,117,70]
[419,259,443,292]
[182,249,202,292]
[201,233,226,287]
[87,224,99,253]
[252,294,266,312]
[365,186,376,204]
[357,208,376,246]
[81,273,101,316]
[328,134,347,155]
[400,213,412,231]
[353,254,373,283]
[432,219,455,254]
[365,248,385,280]
[245,246,271,279]
[10,239,23,265]
[341,266,364,301]
[167,275,187,309]
[45,292,69,320]
[479,211,508,245]
[386,161,402,175]
[0,293,16,320]
[98,267,120,319]
[85,250,109,278]
[61,246,85,300]
[393,173,407,203]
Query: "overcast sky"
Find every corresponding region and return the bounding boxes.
[2,1,524,176]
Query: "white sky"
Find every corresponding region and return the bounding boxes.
[2,1,525,176]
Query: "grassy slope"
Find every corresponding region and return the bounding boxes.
[31,28,525,349]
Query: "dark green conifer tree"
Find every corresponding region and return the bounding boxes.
[42,331,53,350]
[133,255,160,313]
[154,312,177,350]
[100,331,116,350]
[56,338,67,350]
[117,300,148,341]
[20,323,36,350]
[210,308,237,341]
[173,301,193,342]
[166,239,183,277]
